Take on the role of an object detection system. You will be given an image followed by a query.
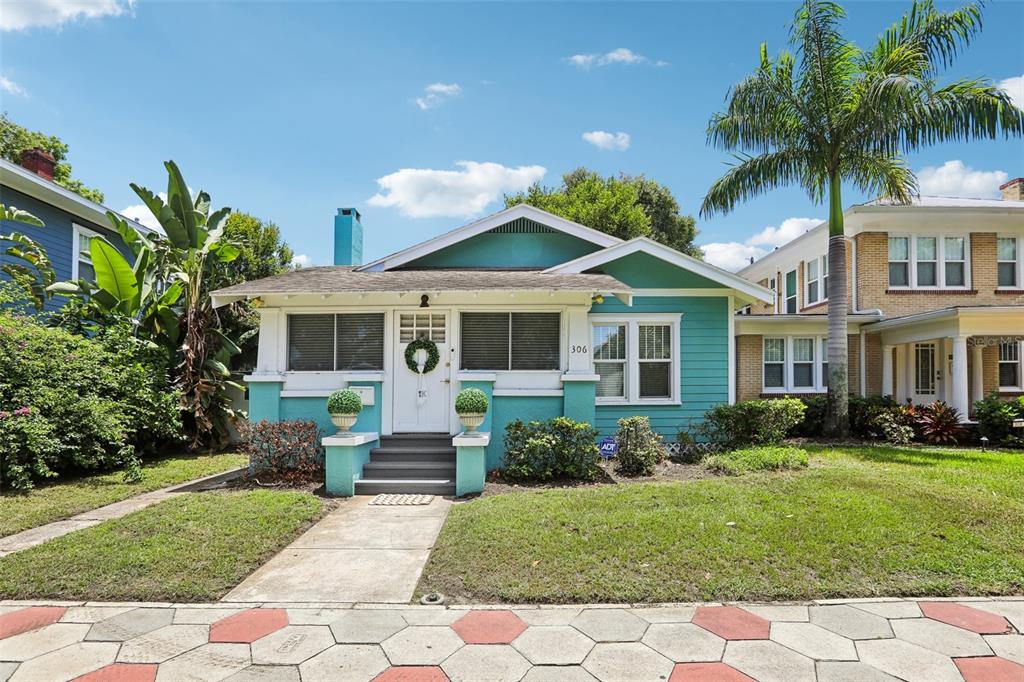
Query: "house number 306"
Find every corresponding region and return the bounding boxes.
[571,345,588,354]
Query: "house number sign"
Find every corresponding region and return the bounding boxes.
[571,345,588,354]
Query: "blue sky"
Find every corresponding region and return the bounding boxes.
[2,0,1022,271]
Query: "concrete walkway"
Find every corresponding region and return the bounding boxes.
[224,496,452,604]
[0,597,1021,681]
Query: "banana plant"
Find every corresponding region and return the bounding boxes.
[1,204,55,311]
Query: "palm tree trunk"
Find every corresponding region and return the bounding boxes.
[824,171,850,437]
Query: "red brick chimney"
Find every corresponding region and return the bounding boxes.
[19,147,55,181]
[1000,177,1024,201]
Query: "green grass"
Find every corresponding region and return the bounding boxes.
[0,490,322,602]
[703,445,809,475]
[419,445,1024,603]
[0,452,247,538]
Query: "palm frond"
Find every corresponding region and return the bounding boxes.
[841,153,918,205]
[700,149,816,218]
[870,0,983,71]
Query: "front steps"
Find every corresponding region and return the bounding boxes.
[354,433,456,496]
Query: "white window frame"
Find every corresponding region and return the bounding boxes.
[783,269,798,313]
[805,255,828,306]
[71,224,99,280]
[997,235,1022,289]
[590,314,680,406]
[762,335,830,394]
[887,232,972,290]
[998,340,1023,391]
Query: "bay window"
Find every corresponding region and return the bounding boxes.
[763,336,829,393]
[999,340,1022,390]
[460,312,561,371]
[591,316,679,403]
[888,234,970,289]
[998,237,1019,288]
[288,313,385,371]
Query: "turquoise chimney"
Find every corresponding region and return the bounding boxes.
[334,208,363,266]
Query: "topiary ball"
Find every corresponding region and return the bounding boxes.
[327,389,363,415]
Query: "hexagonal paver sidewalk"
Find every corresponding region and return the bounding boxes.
[372,666,449,682]
[451,610,527,644]
[0,606,66,639]
[209,609,288,643]
[670,661,754,682]
[693,606,770,640]
[919,601,1012,634]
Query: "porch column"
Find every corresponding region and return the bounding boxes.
[951,335,970,421]
[895,345,908,403]
[970,342,984,408]
[881,345,894,398]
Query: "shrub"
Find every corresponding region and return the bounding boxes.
[503,417,600,481]
[0,407,61,490]
[871,410,914,444]
[917,401,967,445]
[615,416,663,476]
[791,395,827,437]
[849,395,899,439]
[327,389,362,415]
[700,398,806,448]
[455,388,489,415]
[704,446,809,476]
[240,419,324,481]
[974,391,1020,445]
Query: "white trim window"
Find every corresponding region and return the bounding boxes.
[763,336,829,393]
[805,256,828,306]
[888,234,970,289]
[997,236,1020,288]
[783,269,798,313]
[591,315,680,404]
[999,340,1022,390]
[460,312,561,371]
[71,224,99,281]
[287,313,385,372]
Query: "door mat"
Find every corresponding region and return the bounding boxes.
[369,494,434,506]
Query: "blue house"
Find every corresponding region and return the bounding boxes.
[211,204,772,495]
[0,154,159,311]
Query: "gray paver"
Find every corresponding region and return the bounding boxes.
[890,617,993,657]
[641,622,725,663]
[810,605,893,640]
[250,626,334,666]
[816,661,900,682]
[380,625,463,665]
[396,608,468,625]
[0,663,17,682]
[155,643,251,682]
[442,644,532,682]
[118,624,210,663]
[7,642,118,682]
[852,601,922,619]
[856,639,962,682]
[284,609,351,625]
[224,666,301,682]
[60,606,134,623]
[329,610,406,643]
[744,604,809,622]
[582,642,674,681]
[968,600,1024,631]
[86,607,174,641]
[0,623,90,661]
[521,666,598,681]
[984,634,1024,664]
[514,608,580,626]
[632,606,696,623]
[771,622,857,661]
[174,608,245,624]
[297,644,389,682]
[571,608,648,642]
[512,625,595,665]
[724,640,816,682]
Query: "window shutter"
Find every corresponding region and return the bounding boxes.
[511,313,560,370]
[460,313,510,370]
[336,313,384,371]
[288,314,335,371]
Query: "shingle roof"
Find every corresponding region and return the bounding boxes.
[211,266,630,301]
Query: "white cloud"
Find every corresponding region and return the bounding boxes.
[368,161,546,219]
[917,160,1008,199]
[582,130,630,151]
[291,254,312,269]
[1,0,134,31]
[999,74,1024,110]
[566,47,665,69]
[0,75,27,97]
[119,196,163,232]
[415,82,461,110]
[699,217,822,271]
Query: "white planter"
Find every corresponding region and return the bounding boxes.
[330,413,359,434]
[458,413,485,433]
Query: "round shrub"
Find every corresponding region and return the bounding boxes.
[327,389,362,415]
[455,388,489,415]
[699,398,806,448]
[502,417,600,482]
[615,416,663,477]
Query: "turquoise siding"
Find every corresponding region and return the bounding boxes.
[325,440,375,496]
[280,383,382,437]
[597,252,721,289]
[487,395,563,470]
[562,381,596,426]
[591,295,730,440]
[406,232,601,269]
[455,445,486,496]
[248,382,283,423]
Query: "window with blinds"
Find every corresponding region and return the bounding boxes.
[593,324,626,398]
[460,312,560,371]
[591,318,678,402]
[638,324,671,398]
[287,313,384,371]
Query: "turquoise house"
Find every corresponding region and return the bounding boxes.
[212,204,772,496]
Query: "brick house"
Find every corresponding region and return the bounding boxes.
[734,178,1024,420]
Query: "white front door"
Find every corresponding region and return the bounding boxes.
[393,311,451,433]
[911,342,939,404]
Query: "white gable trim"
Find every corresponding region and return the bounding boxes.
[544,237,774,304]
[356,204,623,272]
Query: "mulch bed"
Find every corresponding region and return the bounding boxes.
[480,458,709,497]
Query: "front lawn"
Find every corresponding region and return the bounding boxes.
[0,490,322,602]
[418,445,1024,603]
[0,452,247,538]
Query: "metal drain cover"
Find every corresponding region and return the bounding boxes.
[369,494,434,506]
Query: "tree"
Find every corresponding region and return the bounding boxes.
[700,0,1022,436]
[505,168,702,256]
[0,114,104,203]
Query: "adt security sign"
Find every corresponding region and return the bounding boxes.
[599,436,618,459]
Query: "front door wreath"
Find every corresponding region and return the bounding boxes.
[404,337,440,374]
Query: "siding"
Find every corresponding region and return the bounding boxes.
[405,230,601,269]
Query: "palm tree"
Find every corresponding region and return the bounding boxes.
[701,0,1022,436]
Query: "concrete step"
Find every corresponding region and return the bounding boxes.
[381,433,453,449]
[362,461,456,479]
[370,447,455,463]
[354,479,456,496]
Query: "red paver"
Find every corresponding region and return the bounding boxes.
[72,663,159,682]
[670,662,756,682]
[919,602,1011,634]
[373,667,450,682]
[450,610,527,644]
[0,606,67,639]
[954,656,1024,682]
[692,606,770,640]
[209,608,288,643]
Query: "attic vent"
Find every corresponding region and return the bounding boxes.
[486,218,556,234]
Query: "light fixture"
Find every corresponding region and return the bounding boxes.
[592,294,605,305]
[980,436,989,451]
[420,294,430,308]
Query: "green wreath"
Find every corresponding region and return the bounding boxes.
[405,337,440,374]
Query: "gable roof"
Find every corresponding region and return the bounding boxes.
[357,203,622,272]
[544,237,774,305]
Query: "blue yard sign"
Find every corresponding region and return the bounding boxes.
[599,436,618,459]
